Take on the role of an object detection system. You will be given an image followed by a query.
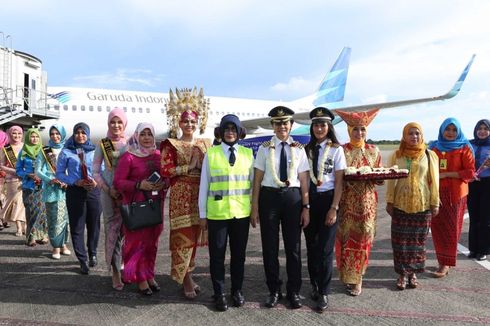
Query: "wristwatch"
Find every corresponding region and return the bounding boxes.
[330,205,339,211]
[302,204,310,209]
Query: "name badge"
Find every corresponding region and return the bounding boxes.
[440,159,447,170]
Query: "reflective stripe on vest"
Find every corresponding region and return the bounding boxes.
[207,145,253,220]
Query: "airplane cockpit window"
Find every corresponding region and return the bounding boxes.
[89,106,94,112]
[81,105,86,111]
[97,106,102,112]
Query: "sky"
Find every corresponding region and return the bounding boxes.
[1,0,489,141]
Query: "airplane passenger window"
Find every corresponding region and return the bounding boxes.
[55,105,60,111]
[131,107,136,113]
[72,106,76,111]
[81,105,86,111]
[146,108,150,113]
[123,107,127,112]
[138,108,142,113]
[161,108,165,113]
[62,105,68,111]
[89,106,94,112]
[97,106,102,112]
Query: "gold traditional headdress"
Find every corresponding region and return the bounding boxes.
[165,87,210,138]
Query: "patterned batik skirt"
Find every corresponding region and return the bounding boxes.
[46,200,69,248]
[391,208,431,275]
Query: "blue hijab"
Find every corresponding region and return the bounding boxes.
[429,117,473,154]
[64,122,96,152]
[48,124,67,149]
[470,119,490,146]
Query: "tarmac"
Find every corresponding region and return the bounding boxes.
[0,151,489,325]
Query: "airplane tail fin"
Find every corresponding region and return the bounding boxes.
[313,47,351,107]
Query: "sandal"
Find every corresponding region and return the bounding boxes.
[349,285,362,296]
[183,288,197,300]
[15,231,23,237]
[408,274,418,289]
[396,275,406,290]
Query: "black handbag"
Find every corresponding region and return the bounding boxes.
[120,190,162,230]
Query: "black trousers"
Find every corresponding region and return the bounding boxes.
[259,187,302,295]
[468,178,490,255]
[304,190,337,295]
[66,186,102,263]
[208,217,250,296]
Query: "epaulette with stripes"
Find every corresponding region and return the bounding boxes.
[261,140,272,147]
[291,141,304,149]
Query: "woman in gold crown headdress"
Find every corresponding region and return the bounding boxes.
[160,88,211,299]
[334,109,382,297]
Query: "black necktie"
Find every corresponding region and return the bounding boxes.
[280,142,287,182]
[313,144,321,179]
[229,146,236,166]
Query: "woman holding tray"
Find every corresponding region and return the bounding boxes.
[386,122,440,290]
[334,109,382,297]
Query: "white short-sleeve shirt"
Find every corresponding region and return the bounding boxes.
[254,136,309,188]
[309,140,346,192]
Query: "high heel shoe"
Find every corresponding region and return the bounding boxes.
[139,287,153,296]
[149,282,160,292]
[433,266,449,278]
[408,274,418,288]
[396,275,407,290]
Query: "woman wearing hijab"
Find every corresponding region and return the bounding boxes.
[16,128,48,246]
[92,108,128,290]
[0,130,9,230]
[334,109,382,297]
[429,118,475,277]
[35,124,71,259]
[468,119,490,261]
[386,123,440,290]
[56,123,102,275]
[113,123,166,296]
[0,126,26,236]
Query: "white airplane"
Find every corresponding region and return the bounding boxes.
[44,47,475,142]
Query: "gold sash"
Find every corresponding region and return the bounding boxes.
[42,146,57,173]
[2,145,17,168]
[100,138,115,170]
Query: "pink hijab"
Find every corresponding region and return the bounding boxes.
[0,130,8,147]
[127,123,156,158]
[106,108,128,142]
[7,125,23,146]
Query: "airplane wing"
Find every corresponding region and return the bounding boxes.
[294,54,476,125]
[243,53,475,131]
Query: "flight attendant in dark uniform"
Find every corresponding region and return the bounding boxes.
[251,106,310,309]
[199,114,254,311]
[304,107,346,312]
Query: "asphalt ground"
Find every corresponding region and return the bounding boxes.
[0,150,489,325]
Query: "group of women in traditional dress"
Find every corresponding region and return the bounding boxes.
[0,102,487,310]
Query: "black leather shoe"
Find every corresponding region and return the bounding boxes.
[265,292,282,308]
[231,290,245,307]
[89,255,97,267]
[214,294,228,311]
[310,286,319,301]
[317,295,329,312]
[477,254,487,261]
[149,282,161,292]
[287,293,302,309]
[139,287,153,296]
[80,261,89,275]
[468,251,477,259]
